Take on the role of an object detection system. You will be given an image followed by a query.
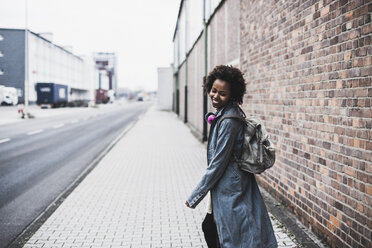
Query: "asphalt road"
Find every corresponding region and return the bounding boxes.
[0,102,151,247]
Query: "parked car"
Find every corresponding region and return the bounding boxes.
[137,93,144,101]
[68,88,91,107]
[0,85,18,105]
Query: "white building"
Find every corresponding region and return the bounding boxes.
[157,67,173,110]
[0,28,98,104]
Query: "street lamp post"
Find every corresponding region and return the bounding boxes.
[24,0,29,118]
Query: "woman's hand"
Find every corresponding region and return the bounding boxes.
[185,201,191,208]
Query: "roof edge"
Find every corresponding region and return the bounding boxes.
[172,0,184,42]
[0,27,83,61]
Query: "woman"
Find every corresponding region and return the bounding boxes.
[185,65,277,248]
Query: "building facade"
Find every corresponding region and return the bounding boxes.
[0,28,98,104]
[173,0,372,247]
[0,29,25,101]
[173,0,240,140]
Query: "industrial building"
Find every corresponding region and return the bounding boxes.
[0,28,99,105]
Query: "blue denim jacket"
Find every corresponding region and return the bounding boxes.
[187,102,278,248]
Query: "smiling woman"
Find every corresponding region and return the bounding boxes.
[209,79,231,110]
[203,65,246,105]
[185,65,277,248]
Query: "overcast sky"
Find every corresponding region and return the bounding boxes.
[0,0,180,91]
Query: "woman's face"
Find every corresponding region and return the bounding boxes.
[209,79,231,110]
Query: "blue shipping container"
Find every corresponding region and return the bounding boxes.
[35,83,68,106]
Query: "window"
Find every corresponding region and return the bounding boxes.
[17,88,22,97]
[0,50,3,57]
[0,69,4,75]
[0,34,3,41]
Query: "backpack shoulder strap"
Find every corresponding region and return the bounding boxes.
[216,114,245,129]
[218,114,259,138]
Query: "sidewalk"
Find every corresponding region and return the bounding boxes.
[22,106,300,248]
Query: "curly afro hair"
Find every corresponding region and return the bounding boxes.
[203,65,246,105]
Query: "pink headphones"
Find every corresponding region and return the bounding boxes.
[207,115,216,124]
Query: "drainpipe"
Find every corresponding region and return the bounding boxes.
[184,0,188,123]
[24,0,30,118]
[176,73,180,115]
[184,83,188,123]
[176,23,181,116]
[202,0,208,141]
[185,60,188,123]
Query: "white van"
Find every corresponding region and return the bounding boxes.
[0,85,18,105]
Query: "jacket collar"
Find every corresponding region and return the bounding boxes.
[215,101,234,119]
[205,101,239,123]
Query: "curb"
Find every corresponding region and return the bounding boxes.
[8,110,147,248]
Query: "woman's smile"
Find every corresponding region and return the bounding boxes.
[209,79,231,110]
[211,97,220,106]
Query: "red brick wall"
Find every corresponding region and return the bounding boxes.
[240,0,372,247]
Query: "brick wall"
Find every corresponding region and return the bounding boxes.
[240,0,372,247]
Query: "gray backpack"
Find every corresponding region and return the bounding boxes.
[217,112,276,174]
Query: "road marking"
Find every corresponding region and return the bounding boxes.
[53,123,65,129]
[70,120,78,124]
[27,129,44,135]
[0,138,10,144]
